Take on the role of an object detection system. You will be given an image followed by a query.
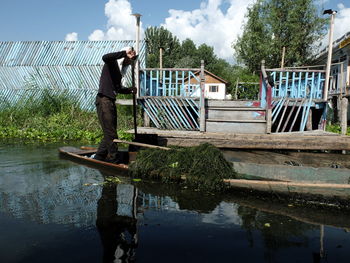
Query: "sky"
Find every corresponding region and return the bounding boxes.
[0,0,349,63]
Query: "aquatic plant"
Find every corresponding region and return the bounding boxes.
[129,143,237,192]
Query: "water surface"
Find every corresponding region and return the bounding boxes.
[0,142,350,263]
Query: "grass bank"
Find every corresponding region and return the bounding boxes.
[0,89,136,143]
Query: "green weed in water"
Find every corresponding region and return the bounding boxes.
[129,143,237,192]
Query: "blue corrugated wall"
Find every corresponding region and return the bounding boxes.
[0,40,146,110]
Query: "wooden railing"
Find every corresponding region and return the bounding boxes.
[261,61,327,133]
[139,61,206,131]
[139,68,201,97]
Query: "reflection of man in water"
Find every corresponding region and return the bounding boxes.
[96,174,138,262]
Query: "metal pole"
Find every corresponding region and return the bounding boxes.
[200,60,206,132]
[324,10,337,101]
[132,13,141,97]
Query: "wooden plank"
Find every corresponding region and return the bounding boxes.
[205,122,266,134]
[116,99,133,105]
[129,128,350,150]
[207,100,260,108]
[206,119,266,123]
[164,136,350,150]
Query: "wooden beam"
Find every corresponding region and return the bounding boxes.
[116,99,133,105]
[162,134,350,150]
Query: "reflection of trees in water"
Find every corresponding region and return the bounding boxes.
[0,165,103,226]
[238,205,317,261]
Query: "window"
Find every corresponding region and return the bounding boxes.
[209,85,219,92]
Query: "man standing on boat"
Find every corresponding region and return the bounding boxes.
[94,46,137,163]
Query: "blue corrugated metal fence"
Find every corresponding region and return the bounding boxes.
[0,40,146,110]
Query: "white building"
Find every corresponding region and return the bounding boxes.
[185,70,228,100]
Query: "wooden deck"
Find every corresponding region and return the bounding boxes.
[130,127,350,151]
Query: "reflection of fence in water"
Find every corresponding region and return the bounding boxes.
[139,193,179,211]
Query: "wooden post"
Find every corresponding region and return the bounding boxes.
[159,47,163,82]
[261,60,272,134]
[306,108,313,131]
[341,97,348,135]
[281,46,285,69]
[234,78,239,100]
[200,60,206,132]
[143,111,151,127]
[159,47,163,69]
[266,108,272,134]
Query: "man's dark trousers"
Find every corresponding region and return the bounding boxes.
[95,94,118,161]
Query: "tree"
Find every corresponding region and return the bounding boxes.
[144,26,181,68]
[144,26,259,98]
[234,0,326,72]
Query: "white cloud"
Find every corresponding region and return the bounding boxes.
[88,0,141,41]
[162,0,254,62]
[65,32,78,41]
[333,3,350,41]
[319,3,350,50]
[75,0,251,62]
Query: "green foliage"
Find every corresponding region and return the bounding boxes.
[145,26,181,68]
[326,124,350,136]
[0,89,138,142]
[129,143,237,192]
[229,67,260,100]
[234,0,327,72]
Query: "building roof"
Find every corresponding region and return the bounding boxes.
[316,31,350,61]
[192,69,229,84]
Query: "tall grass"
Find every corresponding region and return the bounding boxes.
[0,89,135,142]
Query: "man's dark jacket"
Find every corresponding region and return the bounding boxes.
[98,51,130,99]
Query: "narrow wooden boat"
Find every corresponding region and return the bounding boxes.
[58,139,170,173]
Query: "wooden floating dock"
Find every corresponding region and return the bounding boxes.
[131,128,350,151]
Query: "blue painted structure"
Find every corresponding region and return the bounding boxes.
[260,67,327,132]
[138,68,203,130]
[0,40,146,110]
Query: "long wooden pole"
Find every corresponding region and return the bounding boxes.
[132,60,137,138]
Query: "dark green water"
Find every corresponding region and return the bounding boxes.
[1,142,350,263]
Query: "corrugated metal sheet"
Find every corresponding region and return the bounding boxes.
[0,40,146,110]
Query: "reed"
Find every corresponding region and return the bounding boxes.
[0,89,135,142]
